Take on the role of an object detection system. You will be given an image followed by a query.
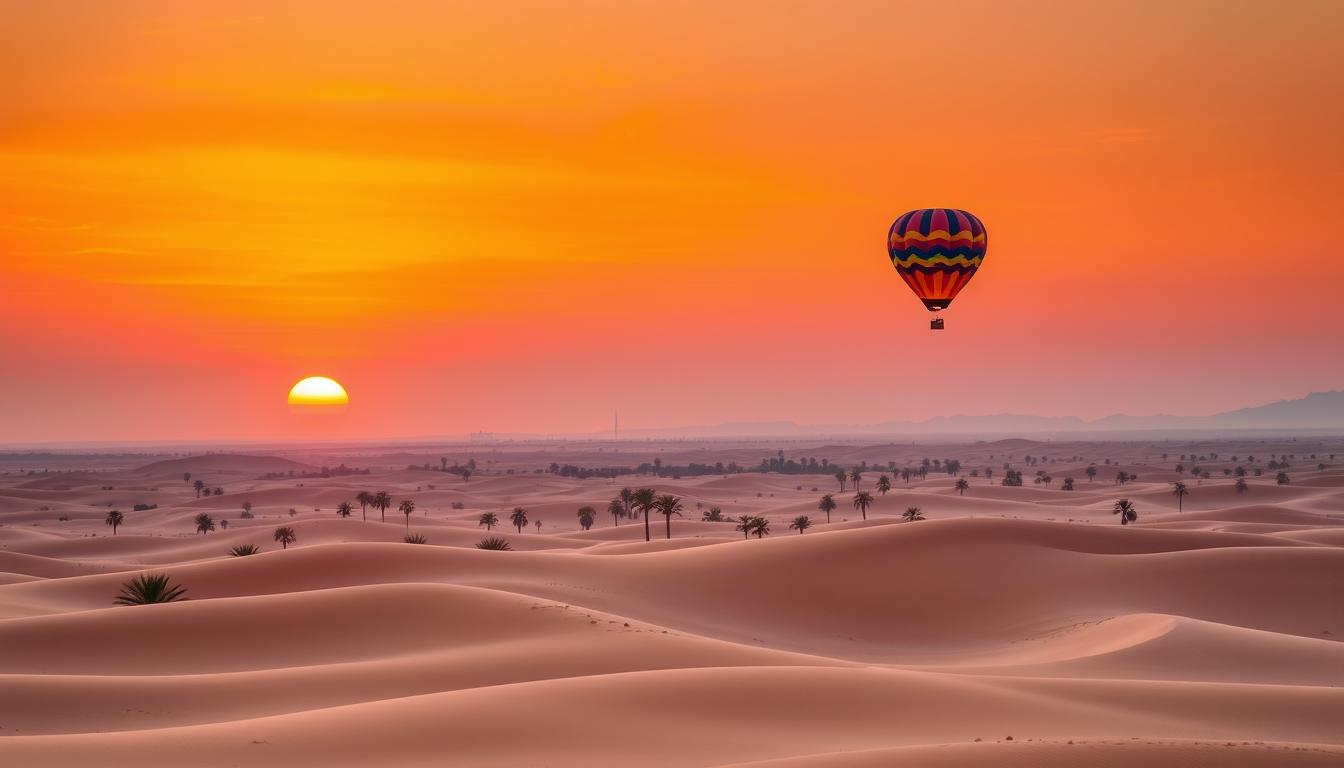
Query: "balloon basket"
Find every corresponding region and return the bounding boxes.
[930,316,945,331]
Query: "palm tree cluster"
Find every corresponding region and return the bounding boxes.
[577,506,596,530]
[735,515,771,538]
[701,507,726,522]
[194,513,215,535]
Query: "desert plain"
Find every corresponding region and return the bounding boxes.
[1,437,1341,767]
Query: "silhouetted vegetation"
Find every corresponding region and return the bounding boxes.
[115,573,187,605]
[902,507,925,522]
[789,515,812,534]
[655,494,683,539]
[478,512,499,530]
[404,533,428,544]
[510,507,528,533]
[1113,498,1137,525]
[477,536,512,550]
[818,494,836,523]
[230,544,260,556]
[194,513,215,534]
[105,509,123,534]
[702,506,726,522]
[852,490,873,520]
[273,526,296,549]
[577,506,596,530]
[1171,481,1188,512]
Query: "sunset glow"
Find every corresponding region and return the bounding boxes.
[1,1,1340,442]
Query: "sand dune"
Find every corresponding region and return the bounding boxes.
[1,439,1340,765]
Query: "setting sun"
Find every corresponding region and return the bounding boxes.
[287,376,349,406]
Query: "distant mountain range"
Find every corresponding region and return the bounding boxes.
[594,390,1344,439]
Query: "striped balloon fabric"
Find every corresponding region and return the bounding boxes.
[887,208,987,311]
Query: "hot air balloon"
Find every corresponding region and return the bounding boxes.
[887,208,987,330]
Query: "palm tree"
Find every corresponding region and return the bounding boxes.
[194,513,215,535]
[901,467,912,484]
[478,511,499,530]
[633,487,657,542]
[356,491,372,521]
[1235,477,1248,493]
[230,544,261,556]
[336,501,353,518]
[183,472,191,484]
[1061,477,1075,491]
[750,516,771,538]
[789,515,812,534]
[818,494,836,523]
[954,478,969,496]
[735,514,756,540]
[702,506,726,522]
[115,573,187,605]
[607,498,625,527]
[654,494,684,539]
[399,499,416,529]
[477,536,511,550]
[192,479,205,498]
[1276,472,1290,485]
[1113,498,1137,525]
[849,468,862,491]
[834,469,847,492]
[105,509,124,534]
[619,487,636,521]
[510,506,528,533]
[1171,481,1188,512]
[876,475,891,495]
[577,506,596,530]
[534,520,542,534]
[852,490,873,520]
[1085,465,1097,483]
[902,506,925,522]
[241,501,253,517]
[372,491,392,523]
[273,526,297,549]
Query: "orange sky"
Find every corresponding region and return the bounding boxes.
[2,1,1342,443]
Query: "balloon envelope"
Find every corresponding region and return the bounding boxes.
[887,208,987,311]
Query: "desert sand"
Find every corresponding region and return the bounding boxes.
[1,438,1341,766]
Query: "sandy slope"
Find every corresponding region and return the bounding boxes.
[1,439,1341,765]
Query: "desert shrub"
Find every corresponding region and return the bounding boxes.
[230,544,261,556]
[58,515,70,522]
[240,510,254,519]
[476,536,512,550]
[133,503,157,511]
[404,533,428,544]
[450,501,465,509]
[115,573,187,605]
